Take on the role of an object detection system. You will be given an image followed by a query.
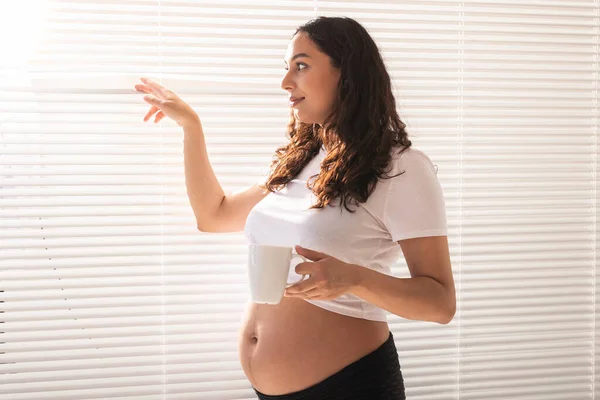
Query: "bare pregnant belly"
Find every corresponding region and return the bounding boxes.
[237,296,390,396]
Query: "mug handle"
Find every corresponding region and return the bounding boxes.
[286,253,309,287]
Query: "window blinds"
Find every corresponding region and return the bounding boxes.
[1,1,599,399]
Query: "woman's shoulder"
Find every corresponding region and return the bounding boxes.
[388,145,437,175]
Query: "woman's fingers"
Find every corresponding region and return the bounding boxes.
[136,77,196,126]
[134,84,152,94]
[142,93,163,107]
[154,111,166,123]
[140,77,167,98]
[143,105,160,122]
[137,80,163,122]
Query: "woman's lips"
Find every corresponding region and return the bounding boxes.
[289,98,305,107]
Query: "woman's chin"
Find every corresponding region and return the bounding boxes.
[293,110,317,125]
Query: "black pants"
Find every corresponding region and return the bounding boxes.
[254,331,406,400]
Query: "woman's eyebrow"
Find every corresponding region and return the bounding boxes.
[283,53,311,64]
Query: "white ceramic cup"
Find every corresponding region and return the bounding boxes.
[247,244,310,304]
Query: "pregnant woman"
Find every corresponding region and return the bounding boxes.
[135,16,455,400]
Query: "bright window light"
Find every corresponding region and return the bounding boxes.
[0,1,49,68]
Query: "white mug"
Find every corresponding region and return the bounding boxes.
[247,244,310,304]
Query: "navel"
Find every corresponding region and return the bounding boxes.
[250,334,258,344]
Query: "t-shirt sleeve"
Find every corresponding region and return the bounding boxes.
[383,151,448,242]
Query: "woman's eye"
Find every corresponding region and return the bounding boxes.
[284,63,307,71]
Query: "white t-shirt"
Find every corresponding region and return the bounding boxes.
[243,145,447,322]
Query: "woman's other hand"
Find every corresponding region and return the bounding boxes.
[284,245,365,301]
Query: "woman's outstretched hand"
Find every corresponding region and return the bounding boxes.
[134,77,199,127]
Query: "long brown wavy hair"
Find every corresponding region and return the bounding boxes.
[260,16,412,213]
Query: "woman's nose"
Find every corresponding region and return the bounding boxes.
[281,71,295,91]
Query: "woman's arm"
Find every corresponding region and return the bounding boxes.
[350,235,456,324]
[136,77,269,233]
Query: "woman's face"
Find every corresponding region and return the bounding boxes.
[281,32,341,126]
